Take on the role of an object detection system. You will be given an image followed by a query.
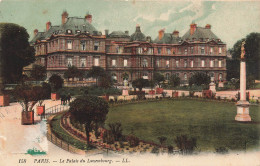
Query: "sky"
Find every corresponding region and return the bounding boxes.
[0,0,259,48]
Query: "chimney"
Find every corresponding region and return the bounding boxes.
[173,30,179,38]
[205,24,211,29]
[85,14,92,24]
[190,23,197,35]
[125,30,129,35]
[158,29,165,40]
[34,29,38,36]
[136,24,141,32]
[105,29,109,37]
[62,11,68,24]
[46,21,51,31]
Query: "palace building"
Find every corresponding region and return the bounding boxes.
[28,11,227,85]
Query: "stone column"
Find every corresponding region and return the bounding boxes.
[235,41,251,122]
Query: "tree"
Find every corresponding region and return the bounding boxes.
[99,73,114,89]
[153,72,165,88]
[12,84,45,112]
[30,64,46,81]
[189,72,210,87]
[48,74,64,93]
[87,66,105,86]
[64,66,83,81]
[169,74,180,87]
[227,33,260,80]
[0,23,35,83]
[108,122,123,141]
[132,78,149,91]
[69,96,109,145]
[121,72,129,80]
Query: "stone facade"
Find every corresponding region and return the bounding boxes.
[28,12,227,85]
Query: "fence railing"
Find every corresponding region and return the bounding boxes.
[42,104,69,119]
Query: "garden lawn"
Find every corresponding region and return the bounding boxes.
[51,113,89,150]
[105,99,260,152]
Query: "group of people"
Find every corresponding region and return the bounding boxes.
[60,94,71,105]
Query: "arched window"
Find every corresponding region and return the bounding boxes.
[219,73,223,81]
[184,73,187,80]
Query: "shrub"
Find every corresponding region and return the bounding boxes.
[189,91,195,97]
[217,96,221,100]
[181,92,185,97]
[168,145,174,154]
[174,135,197,155]
[215,147,228,154]
[103,130,115,144]
[155,96,159,100]
[126,135,139,147]
[151,146,159,154]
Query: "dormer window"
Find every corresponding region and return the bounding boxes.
[67,29,72,34]
[76,30,81,34]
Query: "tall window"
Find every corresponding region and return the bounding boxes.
[124,59,128,67]
[81,41,86,51]
[210,47,213,54]
[191,47,194,54]
[219,47,222,54]
[166,60,169,68]
[201,60,205,67]
[148,48,153,54]
[156,59,160,67]
[67,40,72,50]
[176,60,179,67]
[158,47,161,54]
[142,59,148,67]
[219,60,222,67]
[184,60,187,67]
[190,60,193,67]
[80,58,86,67]
[112,59,116,66]
[184,48,188,55]
[210,60,214,67]
[94,57,99,66]
[94,41,99,51]
[201,47,205,54]
[67,57,72,67]
[167,48,171,55]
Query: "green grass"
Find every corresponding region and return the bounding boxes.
[106,99,260,152]
[51,113,91,150]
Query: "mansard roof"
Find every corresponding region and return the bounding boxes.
[30,32,45,44]
[182,27,220,42]
[30,17,101,44]
[154,33,181,44]
[108,31,129,38]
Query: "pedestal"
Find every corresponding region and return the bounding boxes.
[235,100,251,122]
[0,95,9,106]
